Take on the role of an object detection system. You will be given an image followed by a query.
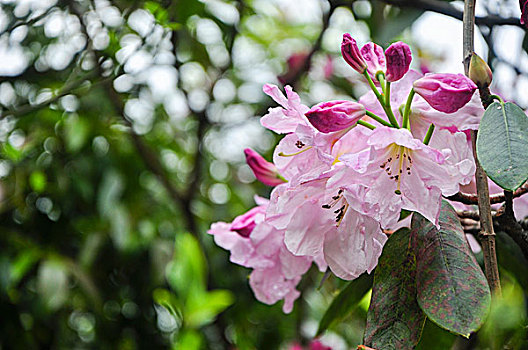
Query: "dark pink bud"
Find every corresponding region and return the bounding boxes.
[385,42,412,82]
[305,100,366,133]
[521,0,528,26]
[360,42,386,78]
[413,73,477,114]
[230,206,265,237]
[244,148,286,186]
[341,33,367,73]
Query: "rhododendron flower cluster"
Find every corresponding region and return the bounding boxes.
[209,33,484,312]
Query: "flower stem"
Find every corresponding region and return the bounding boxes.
[357,119,376,130]
[385,81,391,106]
[490,94,504,104]
[364,71,382,100]
[365,110,392,127]
[423,124,435,145]
[402,89,415,130]
[363,71,399,128]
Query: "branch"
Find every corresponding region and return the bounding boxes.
[380,0,523,28]
[446,184,528,205]
[463,0,501,295]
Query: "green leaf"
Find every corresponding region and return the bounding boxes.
[10,250,40,286]
[29,171,47,193]
[363,228,426,349]
[166,233,206,300]
[412,201,491,338]
[317,273,373,336]
[173,329,203,350]
[477,101,528,191]
[185,289,234,328]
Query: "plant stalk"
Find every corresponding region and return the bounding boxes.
[463,0,501,296]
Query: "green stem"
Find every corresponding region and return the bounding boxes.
[364,71,382,100]
[377,72,386,92]
[365,110,392,127]
[363,71,399,128]
[357,119,376,130]
[423,124,435,145]
[402,89,415,130]
[385,81,391,106]
[490,94,504,104]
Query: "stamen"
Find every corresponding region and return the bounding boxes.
[278,146,313,157]
[336,203,349,227]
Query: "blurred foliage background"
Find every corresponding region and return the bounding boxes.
[0,0,527,349]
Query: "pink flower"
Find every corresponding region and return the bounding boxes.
[266,178,387,280]
[244,148,286,186]
[305,100,366,133]
[360,42,386,78]
[413,73,477,113]
[385,41,412,82]
[339,127,470,226]
[428,129,475,196]
[341,33,367,73]
[208,198,313,313]
[261,84,310,134]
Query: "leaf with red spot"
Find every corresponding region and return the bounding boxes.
[363,228,426,349]
[412,200,491,337]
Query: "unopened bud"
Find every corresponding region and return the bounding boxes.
[305,100,366,133]
[244,148,286,186]
[341,33,367,74]
[385,42,412,82]
[413,73,477,114]
[469,53,492,88]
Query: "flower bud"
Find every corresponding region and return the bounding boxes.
[469,52,492,88]
[385,42,412,82]
[244,148,286,186]
[230,206,265,237]
[413,73,477,114]
[360,42,386,78]
[305,100,366,133]
[341,33,367,73]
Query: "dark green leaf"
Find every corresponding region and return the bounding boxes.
[477,101,528,191]
[364,228,426,349]
[412,201,491,337]
[317,273,373,336]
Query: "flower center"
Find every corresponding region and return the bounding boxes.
[379,145,413,195]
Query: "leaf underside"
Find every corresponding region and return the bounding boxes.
[477,101,528,191]
[412,201,491,338]
[363,228,426,350]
